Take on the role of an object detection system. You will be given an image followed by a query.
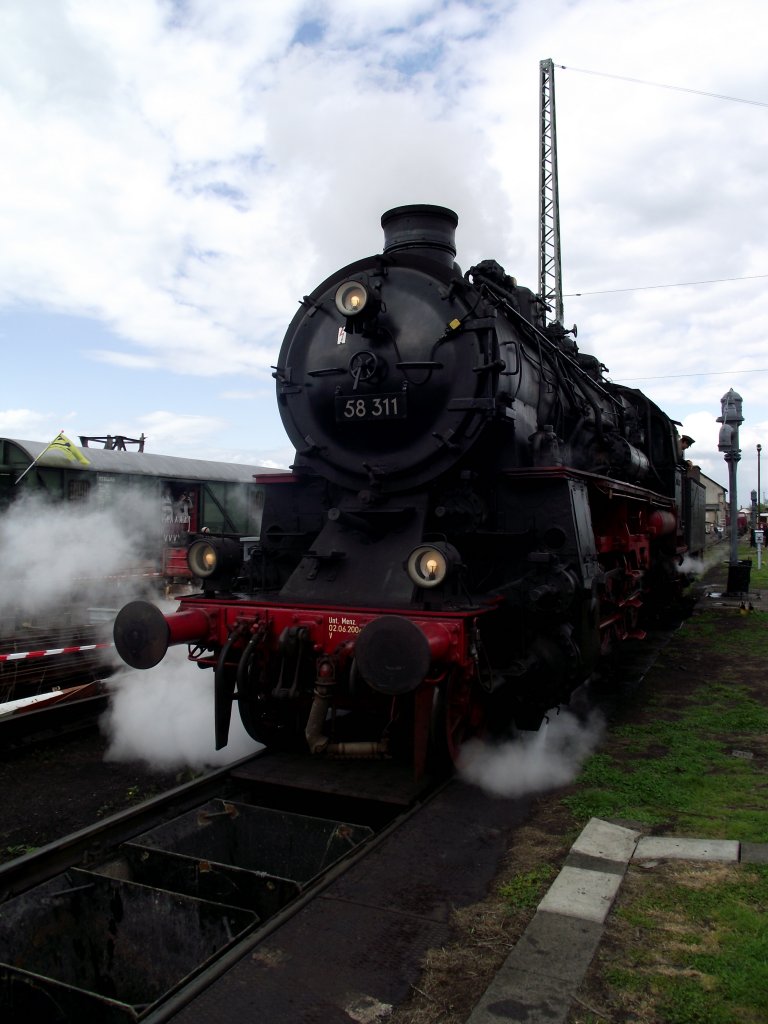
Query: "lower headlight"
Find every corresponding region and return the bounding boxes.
[405,543,461,589]
[188,541,218,577]
[188,537,242,581]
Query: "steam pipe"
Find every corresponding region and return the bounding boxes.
[305,683,389,759]
[305,618,454,758]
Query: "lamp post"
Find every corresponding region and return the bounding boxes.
[759,444,764,569]
[758,443,762,518]
[717,389,746,592]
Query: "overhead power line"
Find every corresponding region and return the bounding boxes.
[615,368,768,383]
[556,64,768,108]
[552,66,766,299]
[565,273,768,297]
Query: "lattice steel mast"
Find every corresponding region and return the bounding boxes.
[539,58,564,326]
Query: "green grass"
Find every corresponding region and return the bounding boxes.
[1,844,36,859]
[710,541,768,591]
[737,542,768,590]
[564,685,768,840]
[609,866,768,1024]
[565,552,768,1023]
[684,612,768,659]
[497,864,558,910]
[564,590,768,840]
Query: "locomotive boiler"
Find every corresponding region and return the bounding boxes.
[114,205,705,773]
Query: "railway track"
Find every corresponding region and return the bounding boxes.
[0,748,532,1024]
[0,607,687,1024]
[0,751,419,1021]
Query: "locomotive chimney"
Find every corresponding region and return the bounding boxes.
[381,204,458,267]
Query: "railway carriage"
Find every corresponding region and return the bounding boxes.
[0,437,277,596]
[0,438,280,700]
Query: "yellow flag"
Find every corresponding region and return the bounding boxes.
[44,431,91,466]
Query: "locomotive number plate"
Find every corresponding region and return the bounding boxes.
[335,394,407,421]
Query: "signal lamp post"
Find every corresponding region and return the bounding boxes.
[758,443,763,519]
[717,389,748,593]
[759,444,764,570]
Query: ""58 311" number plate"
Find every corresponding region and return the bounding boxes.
[335,394,407,421]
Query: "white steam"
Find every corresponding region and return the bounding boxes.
[0,491,260,768]
[458,708,604,799]
[103,644,263,771]
[678,555,705,575]
[0,491,162,618]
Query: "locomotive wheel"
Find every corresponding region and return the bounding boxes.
[235,644,307,751]
[430,671,487,768]
[238,691,308,751]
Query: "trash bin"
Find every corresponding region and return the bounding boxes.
[726,559,752,595]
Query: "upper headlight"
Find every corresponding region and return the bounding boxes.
[405,543,461,589]
[335,280,369,316]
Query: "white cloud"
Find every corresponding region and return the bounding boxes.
[133,410,228,450]
[0,0,766,486]
[0,409,50,436]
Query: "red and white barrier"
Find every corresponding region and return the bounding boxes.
[0,681,104,716]
[0,643,114,663]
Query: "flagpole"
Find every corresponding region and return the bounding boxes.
[13,449,46,485]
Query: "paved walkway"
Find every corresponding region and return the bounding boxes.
[465,817,768,1024]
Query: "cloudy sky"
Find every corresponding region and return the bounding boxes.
[2,0,767,501]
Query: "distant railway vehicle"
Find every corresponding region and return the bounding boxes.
[0,436,280,701]
[0,436,278,593]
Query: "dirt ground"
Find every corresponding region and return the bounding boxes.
[0,728,183,860]
[0,555,761,1023]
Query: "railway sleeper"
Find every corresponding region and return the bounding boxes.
[0,798,373,1023]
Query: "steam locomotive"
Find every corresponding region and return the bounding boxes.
[114,205,705,774]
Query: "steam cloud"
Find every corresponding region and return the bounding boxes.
[678,555,705,575]
[458,708,605,799]
[0,491,260,768]
[0,491,157,618]
[103,645,263,771]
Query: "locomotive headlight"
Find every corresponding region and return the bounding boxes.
[335,280,369,316]
[405,543,461,589]
[187,537,242,581]
[188,540,219,577]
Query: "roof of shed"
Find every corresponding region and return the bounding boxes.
[3,438,287,484]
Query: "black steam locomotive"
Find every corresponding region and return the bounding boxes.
[114,205,705,774]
